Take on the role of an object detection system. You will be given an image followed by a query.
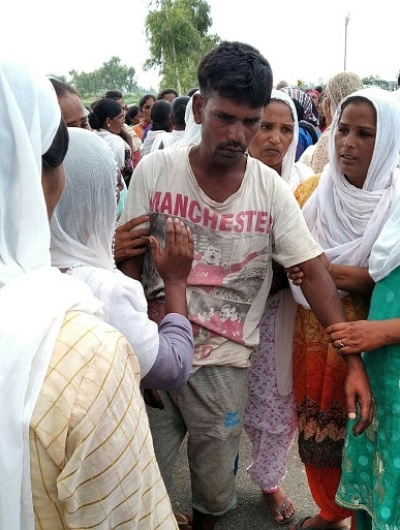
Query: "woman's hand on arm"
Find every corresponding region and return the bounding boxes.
[327,263,375,295]
[327,319,400,354]
[286,254,375,295]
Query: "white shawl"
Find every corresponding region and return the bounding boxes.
[291,87,400,308]
[50,128,159,377]
[0,63,102,530]
[369,196,400,282]
[173,92,202,148]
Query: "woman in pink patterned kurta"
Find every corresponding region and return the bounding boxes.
[244,89,313,525]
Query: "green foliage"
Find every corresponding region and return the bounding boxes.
[144,0,220,94]
[65,57,138,98]
[362,74,380,86]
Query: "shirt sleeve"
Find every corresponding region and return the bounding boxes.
[141,313,194,390]
[271,178,323,268]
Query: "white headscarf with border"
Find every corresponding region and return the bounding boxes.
[291,87,400,308]
[0,62,102,530]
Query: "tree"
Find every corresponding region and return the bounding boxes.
[68,57,138,97]
[362,75,380,86]
[144,0,220,94]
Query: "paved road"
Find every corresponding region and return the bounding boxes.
[170,432,318,529]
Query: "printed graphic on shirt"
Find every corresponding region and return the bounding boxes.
[145,209,271,355]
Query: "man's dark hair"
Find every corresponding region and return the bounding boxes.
[172,96,190,128]
[197,41,273,108]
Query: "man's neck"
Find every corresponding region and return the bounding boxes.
[189,145,247,203]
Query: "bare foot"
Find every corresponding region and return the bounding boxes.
[263,487,295,524]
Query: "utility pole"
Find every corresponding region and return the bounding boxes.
[344,13,351,71]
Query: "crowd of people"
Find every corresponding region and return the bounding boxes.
[1,42,400,530]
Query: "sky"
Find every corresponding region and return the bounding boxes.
[1,0,399,91]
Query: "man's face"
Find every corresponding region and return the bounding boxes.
[192,93,263,168]
[220,305,231,322]
[204,244,221,265]
[229,307,239,321]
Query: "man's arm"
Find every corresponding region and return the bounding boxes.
[298,256,374,435]
[299,257,346,326]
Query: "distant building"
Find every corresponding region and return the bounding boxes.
[370,79,397,91]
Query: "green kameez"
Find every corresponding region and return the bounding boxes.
[336,266,400,529]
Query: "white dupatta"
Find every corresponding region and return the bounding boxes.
[291,87,400,309]
[50,129,159,377]
[0,62,102,530]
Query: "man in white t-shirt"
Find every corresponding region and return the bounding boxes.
[119,41,373,530]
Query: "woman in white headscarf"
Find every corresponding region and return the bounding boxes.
[0,61,179,530]
[288,87,400,530]
[243,89,313,525]
[50,127,194,390]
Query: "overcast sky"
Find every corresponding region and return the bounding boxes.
[1,0,399,90]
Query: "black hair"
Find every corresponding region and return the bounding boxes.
[157,87,179,100]
[42,117,69,168]
[88,98,123,130]
[151,100,172,131]
[197,41,273,108]
[104,90,123,100]
[125,104,140,125]
[172,96,190,128]
[49,78,80,98]
[186,87,199,97]
[339,95,376,121]
[139,94,156,110]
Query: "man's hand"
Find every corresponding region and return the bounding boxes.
[114,215,150,263]
[344,355,374,435]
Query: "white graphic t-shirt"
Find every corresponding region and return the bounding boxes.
[121,146,321,368]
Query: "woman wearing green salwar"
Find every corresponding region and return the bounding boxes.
[327,197,400,529]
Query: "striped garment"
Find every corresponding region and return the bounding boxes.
[29,310,178,530]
